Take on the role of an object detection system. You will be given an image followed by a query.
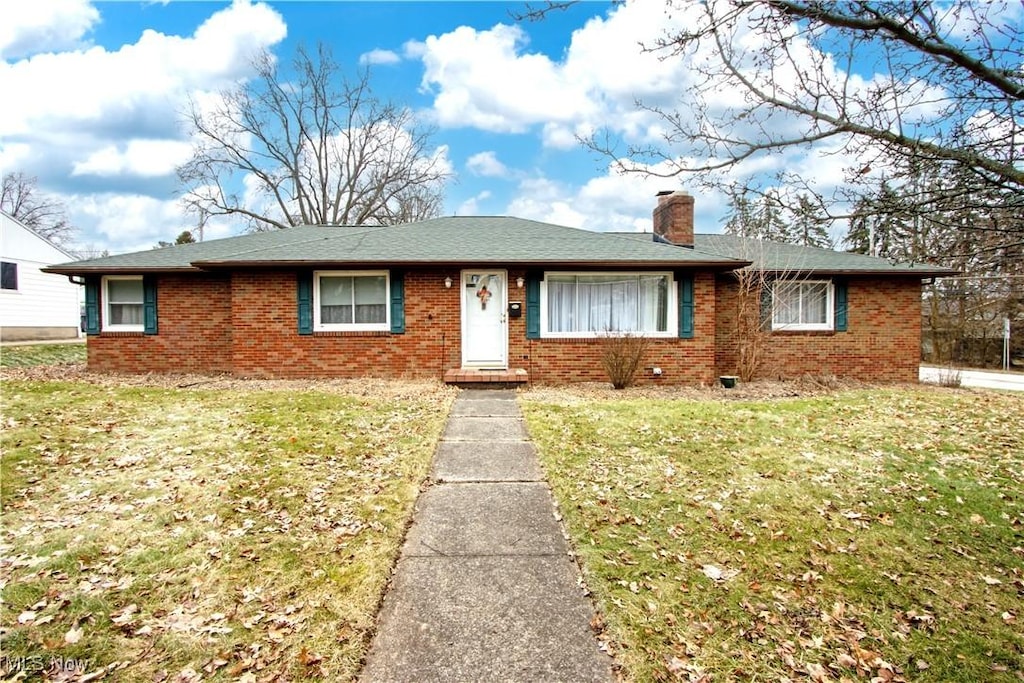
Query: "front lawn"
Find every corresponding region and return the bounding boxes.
[522,387,1024,682]
[1,378,454,681]
[1,342,86,367]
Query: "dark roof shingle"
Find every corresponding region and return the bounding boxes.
[44,217,746,274]
[43,217,956,277]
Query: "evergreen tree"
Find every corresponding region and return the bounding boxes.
[756,190,790,243]
[788,194,832,248]
[723,190,757,238]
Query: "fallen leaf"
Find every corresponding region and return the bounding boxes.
[18,610,37,624]
[298,647,323,667]
[701,564,739,582]
[806,662,829,681]
[981,575,1002,585]
[702,564,723,581]
[65,625,84,644]
[836,653,857,669]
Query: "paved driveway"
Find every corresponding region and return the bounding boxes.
[920,366,1024,391]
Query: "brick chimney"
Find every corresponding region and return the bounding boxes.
[652,190,694,247]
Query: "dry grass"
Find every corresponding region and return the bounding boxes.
[522,385,1024,682]
[0,343,86,368]
[1,375,456,681]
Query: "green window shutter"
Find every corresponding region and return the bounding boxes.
[390,270,405,334]
[143,276,158,335]
[84,277,100,335]
[677,273,694,339]
[297,271,313,335]
[525,272,541,339]
[834,280,848,332]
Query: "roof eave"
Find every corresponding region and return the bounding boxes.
[189,258,751,271]
[758,267,960,278]
[41,265,203,276]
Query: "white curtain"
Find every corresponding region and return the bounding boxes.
[774,281,828,326]
[548,274,668,333]
[108,279,144,325]
[321,275,386,324]
[803,283,828,324]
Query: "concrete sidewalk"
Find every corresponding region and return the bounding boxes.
[361,389,613,682]
[920,365,1024,392]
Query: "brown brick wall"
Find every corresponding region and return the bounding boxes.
[88,274,232,374]
[86,268,922,384]
[714,275,922,382]
[228,270,462,379]
[514,272,717,385]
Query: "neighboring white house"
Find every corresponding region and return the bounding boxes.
[0,211,81,341]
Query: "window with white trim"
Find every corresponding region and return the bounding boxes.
[314,271,389,331]
[103,276,144,331]
[541,272,674,337]
[772,280,833,331]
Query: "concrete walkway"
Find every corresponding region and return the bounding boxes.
[361,389,613,683]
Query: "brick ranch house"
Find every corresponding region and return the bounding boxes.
[44,192,954,385]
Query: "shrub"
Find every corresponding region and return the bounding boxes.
[937,363,963,388]
[600,332,650,389]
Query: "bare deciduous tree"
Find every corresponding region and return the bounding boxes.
[1,172,75,246]
[846,168,1023,368]
[588,1,1023,253]
[177,44,449,231]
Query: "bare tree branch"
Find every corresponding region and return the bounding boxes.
[583,0,1023,256]
[177,43,449,231]
[1,172,76,246]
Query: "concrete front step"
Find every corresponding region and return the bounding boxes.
[443,367,529,388]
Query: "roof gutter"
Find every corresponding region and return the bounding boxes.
[42,266,203,276]
[756,267,960,278]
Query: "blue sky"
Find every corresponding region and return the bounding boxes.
[7,0,679,254]
[5,0,1015,256]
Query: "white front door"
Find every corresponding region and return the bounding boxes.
[461,270,508,368]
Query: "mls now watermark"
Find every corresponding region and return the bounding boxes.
[1,655,92,675]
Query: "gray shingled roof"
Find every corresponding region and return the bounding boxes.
[695,234,956,275]
[44,217,747,274]
[43,216,956,277]
[615,232,956,276]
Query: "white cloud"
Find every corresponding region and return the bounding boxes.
[415,23,598,133]
[359,48,401,66]
[466,151,508,178]
[0,0,286,138]
[0,0,99,60]
[0,0,288,253]
[72,140,194,178]
[411,3,700,141]
[411,0,953,210]
[69,192,195,251]
[506,164,730,235]
[456,190,492,216]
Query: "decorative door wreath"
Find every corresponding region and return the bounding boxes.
[476,285,492,310]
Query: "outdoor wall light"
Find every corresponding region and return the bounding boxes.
[444,276,453,288]
[516,276,525,288]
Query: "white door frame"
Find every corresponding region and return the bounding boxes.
[460,269,508,368]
